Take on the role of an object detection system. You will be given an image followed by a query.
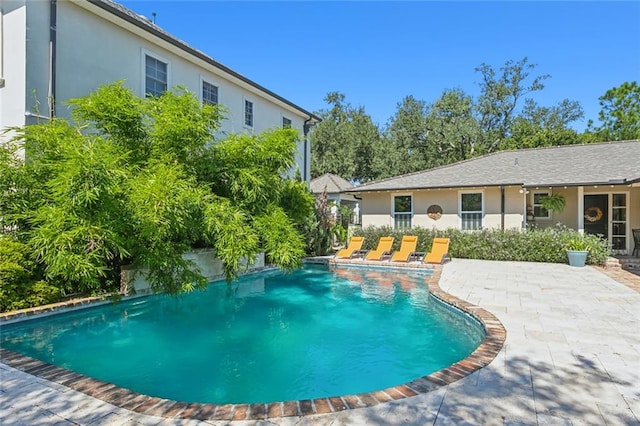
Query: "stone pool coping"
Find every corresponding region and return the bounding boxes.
[0,260,506,422]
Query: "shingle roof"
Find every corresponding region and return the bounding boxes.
[310,174,354,194]
[349,140,640,193]
[86,0,321,122]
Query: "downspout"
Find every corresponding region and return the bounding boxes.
[0,8,5,88]
[303,116,316,184]
[48,0,57,117]
[500,185,505,230]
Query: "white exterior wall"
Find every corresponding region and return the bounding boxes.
[1,1,28,146]
[360,186,525,231]
[1,0,313,181]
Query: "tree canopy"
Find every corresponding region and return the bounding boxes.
[310,92,381,183]
[587,81,640,141]
[311,58,626,182]
[0,82,313,297]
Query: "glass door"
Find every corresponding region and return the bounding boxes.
[584,195,608,237]
[611,193,627,254]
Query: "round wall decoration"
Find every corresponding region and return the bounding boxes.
[427,204,443,220]
[584,206,603,223]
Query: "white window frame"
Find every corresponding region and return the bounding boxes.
[458,190,484,231]
[243,98,254,128]
[200,77,219,106]
[610,191,629,253]
[531,190,552,220]
[282,116,292,128]
[141,49,170,98]
[391,193,413,230]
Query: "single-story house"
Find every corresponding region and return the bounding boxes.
[310,173,359,205]
[310,173,360,224]
[345,140,640,255]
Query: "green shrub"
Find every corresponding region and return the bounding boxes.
[0,237,63,312]
[352,225,610,265]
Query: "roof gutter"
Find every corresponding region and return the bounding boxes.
[349,177,639,194]
[522,178,632,188]
[344,182,526,194]
[85,0,321,121]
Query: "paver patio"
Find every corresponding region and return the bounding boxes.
[1,259,639,425]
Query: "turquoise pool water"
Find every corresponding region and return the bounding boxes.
[0,264,484,404]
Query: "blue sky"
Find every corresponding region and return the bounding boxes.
[120,1,640,131]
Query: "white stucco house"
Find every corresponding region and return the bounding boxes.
[345,140,640,255]
[0,0,320,181]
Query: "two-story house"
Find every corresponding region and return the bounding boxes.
[1,0,320,180]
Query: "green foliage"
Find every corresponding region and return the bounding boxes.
[564,235,593,252]
[500,99,587,149]
[68,81,149,163]
[310,92,381,182]
[1,82,310,301]
[539,193,566,213]
[146,87,222,168]
[352,225,610,265]
[475,57,550,148]
[299,191,333,256]
[207,128,299,212]
[312,58,587,181]
[376,95,429,177]
[425,88,484,162]
[26,130,130,293]
[279,179,315,224]
[254,207,306,271]
[588,81,640,141]
[0,236,62,312]
[203,197,260,280]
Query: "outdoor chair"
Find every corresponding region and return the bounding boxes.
[390,235,419,262]
[365,237,395,261]
[422,237,452,264]
[335,236,364,259]
[633,229,640,257]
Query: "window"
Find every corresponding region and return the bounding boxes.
[611,193,627,251]
[282,117,292,128]
[460,192,483,230]
[145,55,167,97]
[244,100,254,127]
[393,195,412,229]
[202,81,218,106]
[531,191,551,219]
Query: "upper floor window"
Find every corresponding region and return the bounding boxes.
[244,100,254,127]
[282,117,292,128]
[202,81,218,106]
[145,55,167,97]
[393,195,412,230]
[460,192,483,230]
[531,191,551,219]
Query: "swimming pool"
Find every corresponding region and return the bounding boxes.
[0,264,484,405]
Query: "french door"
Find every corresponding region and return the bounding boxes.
[584,193,628,254]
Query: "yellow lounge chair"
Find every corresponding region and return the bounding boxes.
[390,235,418,262]
[423,238,451,264]
[335,236,364,259]
[365,237,395,260]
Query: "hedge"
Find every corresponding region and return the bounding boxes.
[351,225,610,265]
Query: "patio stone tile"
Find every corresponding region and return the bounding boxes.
[2,259,639,425]
[596,402,639,426]
[536,412,575,425]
